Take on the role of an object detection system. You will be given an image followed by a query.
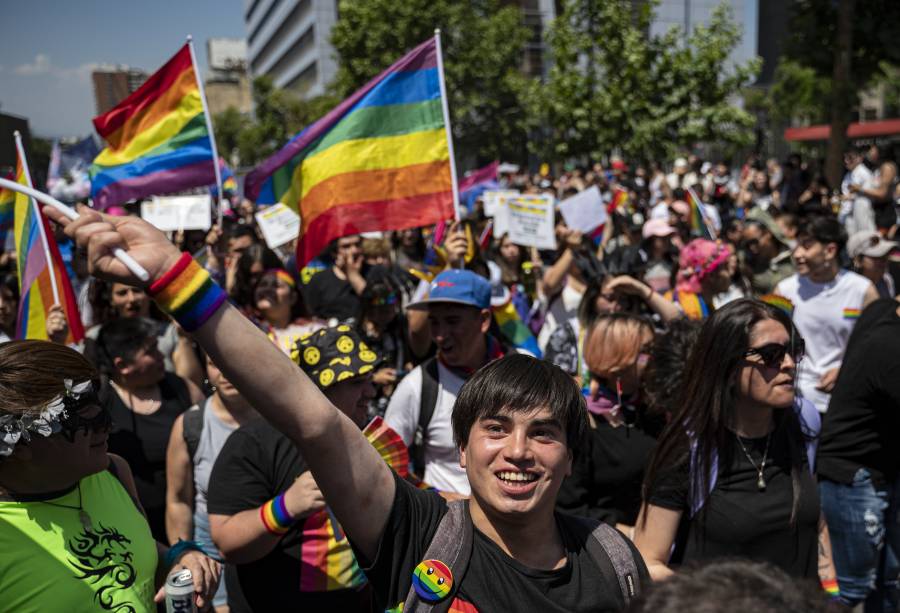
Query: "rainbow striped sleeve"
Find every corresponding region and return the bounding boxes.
[90,44,215,209]
[245,37,455,266]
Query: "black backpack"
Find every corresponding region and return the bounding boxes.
[182,403,205,461]
[402,500,642,612]
[410,357,440,477]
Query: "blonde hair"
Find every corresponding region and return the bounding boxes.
[0,341,97,416]
[583,313,654,377]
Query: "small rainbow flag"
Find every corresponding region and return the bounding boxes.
[686,186,716,240]
[843,308,861,319]
[608,186,629,215]
[493,296,542,357]
[761,294,794,317]
[13,152,84,343]
[90,44,216,209]
[244,36,455,266]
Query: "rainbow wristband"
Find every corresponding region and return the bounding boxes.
[821,578,839,598]
[148,252,227,332]
[260,493,295,535]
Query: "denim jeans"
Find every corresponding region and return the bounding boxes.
[820,469,900,612]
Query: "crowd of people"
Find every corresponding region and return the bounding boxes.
[1,144,900,612]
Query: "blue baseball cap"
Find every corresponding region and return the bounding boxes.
[407,269,492,310]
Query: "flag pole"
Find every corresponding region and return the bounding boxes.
[14,131,60,306]
[186,34,225,229]
[434,29,461,222]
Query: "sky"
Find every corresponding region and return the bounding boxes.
[1,1,246,139]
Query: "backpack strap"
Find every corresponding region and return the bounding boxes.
[182,403,206,462]
[412,357,440,477]
[568,515,641,606]
[402,500,474,613]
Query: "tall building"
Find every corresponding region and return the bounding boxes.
[91,67,148,116]
[243,0,338,98]
[205,38,253,117]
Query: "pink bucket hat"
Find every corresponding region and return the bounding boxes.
[642,218,676,240]
[676,239,730,294]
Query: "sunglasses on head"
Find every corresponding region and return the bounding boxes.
[743,338,805,369]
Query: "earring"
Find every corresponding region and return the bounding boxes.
[204,378,217,393]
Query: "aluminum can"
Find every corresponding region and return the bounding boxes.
[165,568,197,612]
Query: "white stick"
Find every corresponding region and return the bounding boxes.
[0,177,150,282]
[14,131,60,306]
[187,35,225,229]
[434,29,461,222]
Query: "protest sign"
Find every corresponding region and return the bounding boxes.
[483,189,519,217]
[255,203,300,249]
[503,194,556,250]
[558,186,607,234]
[141,195,212,232]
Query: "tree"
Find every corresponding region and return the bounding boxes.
[329,0,532,163]
[534,0,759,164]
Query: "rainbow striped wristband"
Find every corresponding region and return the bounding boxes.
[821,578,839,597]
[149,252,227,332]
[260,493,295,535]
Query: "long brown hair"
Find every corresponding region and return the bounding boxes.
[0,340,98,416]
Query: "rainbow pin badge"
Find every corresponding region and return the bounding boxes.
[412,559,453,603]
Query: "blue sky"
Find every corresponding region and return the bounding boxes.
[1,1,246,139]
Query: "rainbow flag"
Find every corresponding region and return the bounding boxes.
[493,297,542,358]
[686,187,715,240]
[244,36,455,266]
[90,44,216,209]
[0,173,14,247]
[13,156,84,343]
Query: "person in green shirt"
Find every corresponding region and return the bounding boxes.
[0,340,220,612]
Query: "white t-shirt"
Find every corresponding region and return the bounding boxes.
[384,360,470,495]
[775,270,872,413]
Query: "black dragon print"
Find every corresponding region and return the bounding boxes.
[67,522,138,612]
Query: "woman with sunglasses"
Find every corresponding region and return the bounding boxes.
[556,313,663,535]
[0,340,219,611]
[633,299,836,588]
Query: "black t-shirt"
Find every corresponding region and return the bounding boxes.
[648,427,819,579]
[305,268,361,322]
[557,416,658,526]
[818,298,900,486]
[354,472,649,612]
[206,418,371,612]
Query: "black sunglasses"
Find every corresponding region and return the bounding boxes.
[59,405,113,442]
[743,339,805,369]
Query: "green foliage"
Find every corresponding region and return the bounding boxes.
[213,76,339,167]
[765,60,831,125]
[329,0,532,162]
[534,0,759,163]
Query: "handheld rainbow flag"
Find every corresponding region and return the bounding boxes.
[0,173,14,248]
[244,34,458,266]
[90,41,221,209]
[686,186,716,240]
[13,137,84,343]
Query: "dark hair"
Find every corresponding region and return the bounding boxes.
[642,299,810,526]
[452,354,586,448]
[626,559,828,612]
[0,340,98,416]
[230,243,283,309]
[796,216,847,251]
[643,318,702,416]
[228,224,256,242]
[95,318,157,375]
[0,273,18,301]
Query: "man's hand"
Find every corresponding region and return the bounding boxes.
[372,367,398,386]
[816,367,840,392]
[283,471,327,520]
[154,550,221,610]
[45,304,69,343]
[444,222,469,268]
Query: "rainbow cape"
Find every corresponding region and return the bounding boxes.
[13,155,84,342]
[686,187,715,240]
[90,44,216,209]
[244,36,455,266]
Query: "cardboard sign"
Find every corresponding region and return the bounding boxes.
[482,189,519,217]
[141,195,212,232]
[255,203,300,249]
[502,194,556,250]
[558,186,607,234]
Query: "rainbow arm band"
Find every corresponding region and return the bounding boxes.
[259,493,295,535]
[148,252,228,332]
[821,578,839,597]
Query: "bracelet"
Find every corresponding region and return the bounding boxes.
[148,252,227,332]
[164,539,205,568]
[821,578,839,598]
[260,493,296,535]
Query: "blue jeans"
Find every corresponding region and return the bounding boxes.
[820,469,900,612]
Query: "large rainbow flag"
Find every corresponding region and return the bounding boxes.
[90,44,216,209]
[244,36,455,265]
[0,173,13,248]
[13,154,84,343]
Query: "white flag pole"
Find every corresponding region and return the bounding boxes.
[14,131,60,306]
[186,35,225,229]
[434,29,461,222]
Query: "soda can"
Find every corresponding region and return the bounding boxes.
[165,568,197,612]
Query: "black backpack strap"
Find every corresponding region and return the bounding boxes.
[580,519,641,606]
[412,357,440,476]
[403,500,474,613]
[182,403,206,461]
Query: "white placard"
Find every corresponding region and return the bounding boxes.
[482,189,519,217]
[141,195,212,232]
[558,186,607,234]
[504,195,557,250]
[255,203,300,249]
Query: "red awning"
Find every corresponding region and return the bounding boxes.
[784,118,900,142]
